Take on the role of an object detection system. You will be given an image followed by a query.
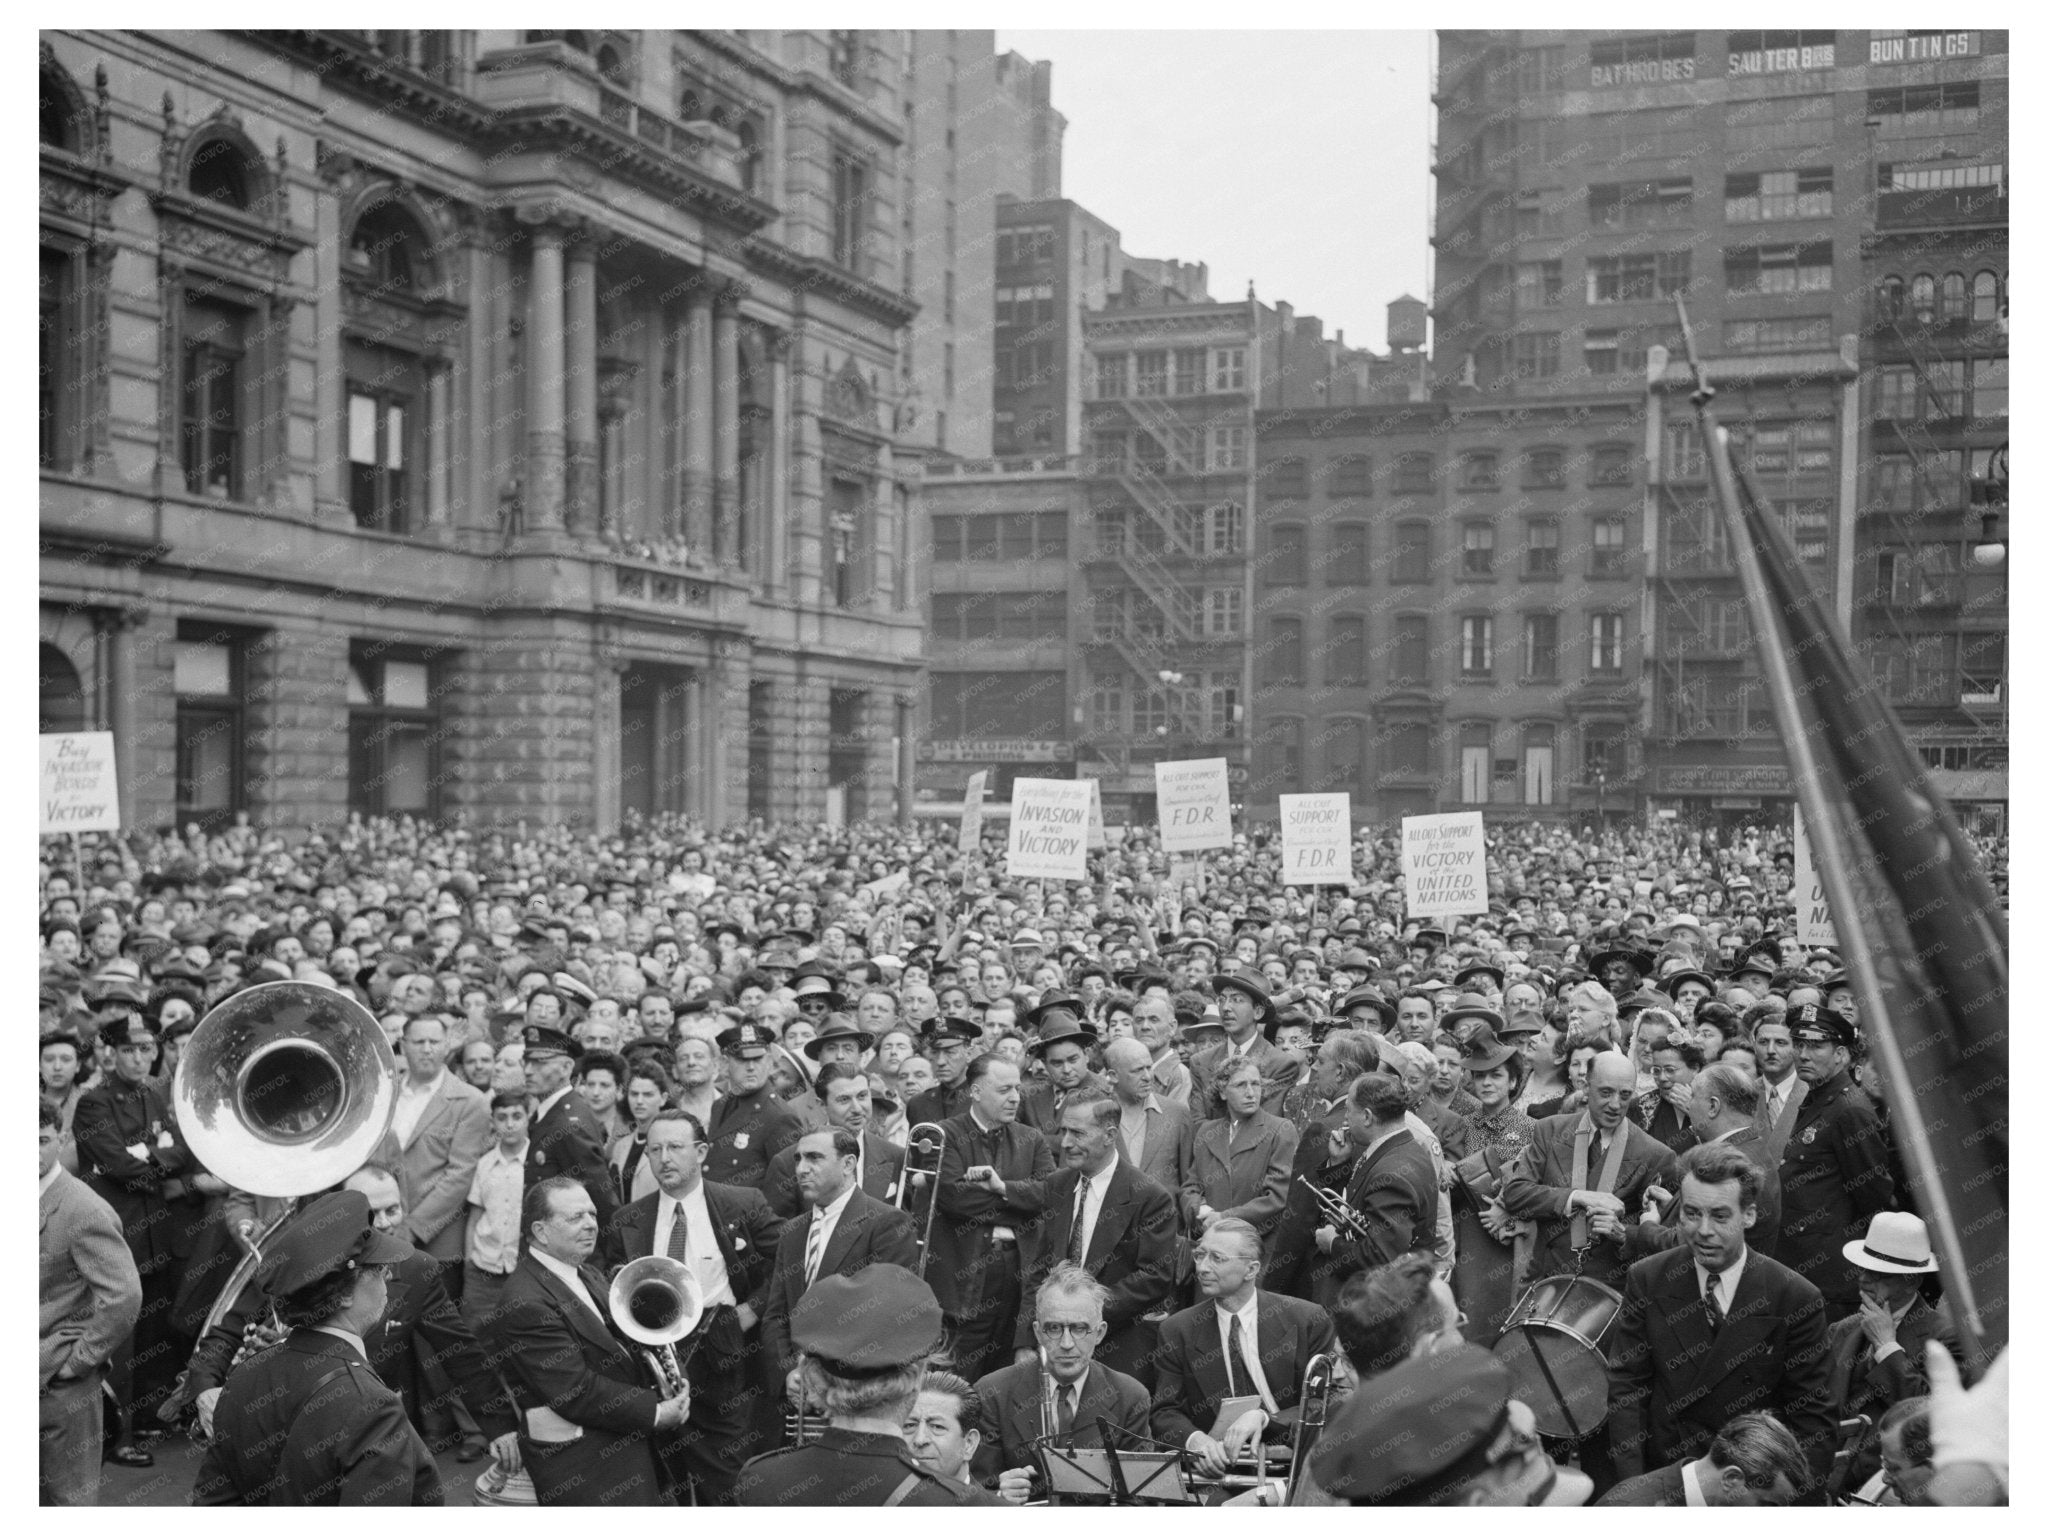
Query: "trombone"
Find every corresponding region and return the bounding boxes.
[898,1121,949,1278]
[608,1256,707,1398]
[1285,1352,1341,1505]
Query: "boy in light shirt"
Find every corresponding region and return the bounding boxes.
[462,1092,530,1336]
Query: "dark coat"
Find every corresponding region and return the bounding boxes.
[1149,1289,1336,1449]
[1636,1125,1783,1259]
[1595,1462,1689,1506]
[761,1189,920,1377]
[1498,1112,1679,1289]
[527,1089,621,1262]
[736,1426,998,1505]
[905,1077,972,1131]
[73,1073,193,1274]
[1774,1071,1896,1309]
[1018,1072,1109,1136]
[926,1113,1054,1318]
[705,1085,807,1190]
[968,1360,1152,1485]
[191,1330,441,1506]
[1607,1246,1835,1485]
[1823,1294,1960,1488]
[1632,1092,1692,1153]
[762,1130,906,1220]
[610,1181,784,1368]
[1118,1095,1196,1197]
[1191,1037,1303,1121]
[496,1252,671,1506]
[1013,1158,1178,1372]
[1183,1111,1298,1235]
[1326,1126,1438,1282]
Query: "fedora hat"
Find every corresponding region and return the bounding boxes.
[1440,991,1506,1034]
[1842,1211,1938,1275]
[1460,1027,1518,1075]
[1028,1012,1098,1055]
[1024,987,1089,1033]
[1212,970,1276,1021]
[802,1014,873,1060]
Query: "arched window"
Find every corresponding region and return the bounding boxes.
[39,643,87,735]
[595,42,628,83]
[188,137,251,210]
[349,202,425,292]
[736,120,759,193]
[40,66,80,151]
[1909,273,1936,321]
[829,31,862,87]
[1941,271,1967,321]
[1878,274,1905,323]
[679,88,702,121]
[1972,270,2000,323]
[561,31,591,54]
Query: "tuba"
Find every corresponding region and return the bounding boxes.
[608,1255,706,1398]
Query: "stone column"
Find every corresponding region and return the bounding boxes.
[564,230,599,537]
[682,669,708,820]
[596,361,635,544]
[872,439,896,606]
[523,214,567,532]
[95,606,146,830]
[766,331,792,598]
[712,282,746,567]
[423,363,451,530]
[682,283,715,557]
[593,655,628,835]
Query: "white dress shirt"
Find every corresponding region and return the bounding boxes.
[1680,1456,1709,1506]
[530,1247,606,1324]
[1072,1158,1118,1260]
[39,1162,61,1199]
[392,1068,444,1147]
[653,1183,735,1306]
[1213,1294,1278,1414]
[1695,1246,1749,1321]
[805,1184,857,1281]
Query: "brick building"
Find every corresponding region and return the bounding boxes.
[40,29,928,834]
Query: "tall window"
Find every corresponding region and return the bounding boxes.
[1134,350,1169,397]
[1590,612,1625,673]
[1327,455,1372,498]
[348,648,438,816]
[1328,617,1367,686]
[1394,615,1430,684]
[1394,520,1431,582]
[1206,424,1247,470]
[1462,522,1495,576]
[831,151,870,273]
[1459,724,1491,804]
[182,300,247,499]
[1330,522,1369,584]
[1590,517,1627,576]
[348,387,409,532]
[1268,618,1305,686]
[1525,520,1560,577]
[1210,347,1247,391]
[175,628,247,831]
[1523,613,1559,680]
[1515,260,1564,308]
[1582,722,1628,781]
[1393,453,1436,494]
[1204,587,1242,637]
[40,249,71,471]
[1523,724,1556,805]
[1460,616,1493,677]
[1172,348,1206,395]
[1095,354,1128,399]
[1511,333,1559,379]
[1268,524,1307,585]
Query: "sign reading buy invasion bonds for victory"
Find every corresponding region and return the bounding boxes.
[1005,777,1093,881]
[40,731,121,833]
[1401,812,1489,919]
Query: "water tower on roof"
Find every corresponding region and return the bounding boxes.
[1386,294,1427,354]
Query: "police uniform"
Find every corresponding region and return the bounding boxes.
[1774,1007,1895,1317]
[191,1192,440,1506]
[735,1264,998,1507]
[706,1024,806,1188]
[904,1015,982,1128]
[521,1026,620,1253]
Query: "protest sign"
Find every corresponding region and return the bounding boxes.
[1792,805,1837,945]
[1006,777,1092,880]
[40,731,120,834]
[1085,777,1107,851]
[1154,758,1232,852]
[960,770,989,851]
[1279,793,1353,886]
[1401,812,1488,918]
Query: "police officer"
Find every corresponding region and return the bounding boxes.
[906,1015,982,1125]
[706,1022,806,1188]
[521,1023,619,1258]
[191,1190,440,1505]
[1774,1005,1895,1322]
[735,1264,998,1506]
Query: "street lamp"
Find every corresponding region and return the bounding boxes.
[1592,763,1608,832]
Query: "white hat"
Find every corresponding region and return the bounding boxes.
[1842,1211,1939,1275]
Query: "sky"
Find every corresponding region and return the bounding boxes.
[996,30,1434,354]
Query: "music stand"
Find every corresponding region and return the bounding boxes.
[1035,1444,1116,1504]
[1111,1447,1195,1504]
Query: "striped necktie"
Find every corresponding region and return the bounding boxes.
[805,1212,828,1285]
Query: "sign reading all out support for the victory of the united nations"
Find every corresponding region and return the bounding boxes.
[1792,805,1838,946]
[1154,758,1233,853]
[40,731,121,834]
[1401,812,1488,918]
[1005,777,1093,880]
[1279,793,1353,886]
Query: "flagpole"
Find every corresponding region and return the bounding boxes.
[1672,299,2005,1359]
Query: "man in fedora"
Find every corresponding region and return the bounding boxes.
[1196,970,1302,1120]
[1822,1211,1963,1491]
[802,1013,872,1074]
[1018,993,1104,1134]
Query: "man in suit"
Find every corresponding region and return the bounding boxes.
[1607,1142,1835,1496]
[609,1108,784,1504]
[973,1263,1153,1501]
[762,1064,907,1219]
[1774,1007,1894,1320]
[704,1021,807,1189]
[1597,1411,1810,1506]
[192,1191,444,1505]
[762,1127,920,1388]
[1499,1050,1679,1290]
[1822,1211,1962,1491]
[1152,1216,1338,1479]
[930,1053,1054,1382]
[497,1176,690,1505]
[905,1015,982,1126]
[1013,1093,1177,1383]
[1193,973,1302,1120]
[521,1024,620,1262]
[40,1102,141,1505]
[1017,1004,1106,1134]
[378,1016,492,1273]
[1636,1061,1782,1257]
[1102,1038,1194,1195]
[1314,1071,1437,1286]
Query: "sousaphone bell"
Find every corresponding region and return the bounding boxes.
[608,1255,707,1398]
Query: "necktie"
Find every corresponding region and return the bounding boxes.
[665,1198,689,1262]
[805,1212,827,1285]
[1056,1384,1077,1440]
[1703,1274,1725,1333]
[1225,1312,1252,1397]
[1068,1181,1089,1262]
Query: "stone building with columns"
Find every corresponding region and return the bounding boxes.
[40,28,927,834]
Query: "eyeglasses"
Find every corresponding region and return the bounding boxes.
[1036,1321,1096,1341]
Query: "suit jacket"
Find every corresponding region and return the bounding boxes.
[1149,1290,1337,1448]
[191,1330,442,1506]
[610,1180,784,1366]
[1018,1072,1109,1136]
[1499,1112,1679,1289]
[1119,1096,1195,1198]
[1607,1246,1835,1484]
[1192,1036,1303,1121]
[1636,1125,1783,1259]
[72,1073,194,1272]
[39,1166,141,1387]
[1327,1126,1438,1281]
[705,1086,807,1190]
[968,1360,1152,1485]
[496,1252,670,1506]
[1014,1159,1178,1355]
[1823,1294,1957,1423]
[905,1077,973,1130]
[762,1130,907,1220]
[376,1073,492,1261]
[1183,1111,1298,1235]
[1773,1070,1895,1308]
[760,1189,920,1376]
[927,1113,1054,1317]
[527,1089,621,1263]
[1633,1093,1692,1154]
[1595,1462,1690,1506]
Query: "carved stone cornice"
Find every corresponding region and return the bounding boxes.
[743,239,918,329]
[149,187,311,286]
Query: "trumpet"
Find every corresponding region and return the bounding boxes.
[608,1256,706,1399]
[898,1121,949,1278]
[1286,1352,1340,1505]
[1307,1181,1372,1242]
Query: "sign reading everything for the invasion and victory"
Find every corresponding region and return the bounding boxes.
[1006,777,1092,880]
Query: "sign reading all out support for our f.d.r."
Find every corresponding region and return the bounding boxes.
[1400,812,1488,918]
[1006,777,1093,881]
[1792,805,1838,945]
[1154,758,1233,853]
[1279,793,1353,886]
[40,731,121,833]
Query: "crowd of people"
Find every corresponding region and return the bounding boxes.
[38,810,2010,1507]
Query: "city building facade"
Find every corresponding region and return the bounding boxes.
[40,28,928,834]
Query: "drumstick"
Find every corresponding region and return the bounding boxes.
[1528,1342,1582,1442]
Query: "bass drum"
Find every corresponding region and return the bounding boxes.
[1493,1274,1624,1440]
